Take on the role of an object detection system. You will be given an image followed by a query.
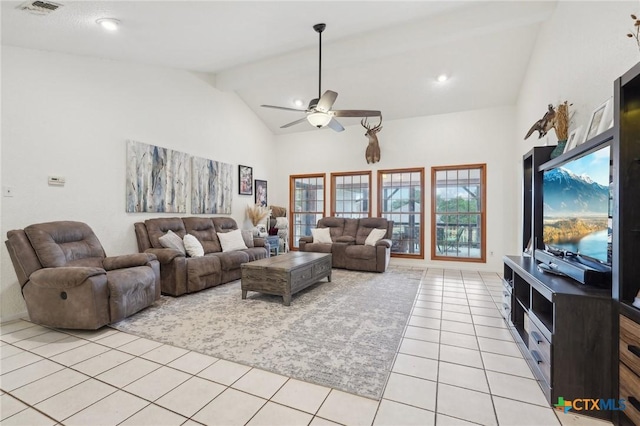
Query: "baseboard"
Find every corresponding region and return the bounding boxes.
[0,310,29,324]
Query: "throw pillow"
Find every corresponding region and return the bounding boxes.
[311,227,333,244]
[183,234,205,257]
[218,229,249,252]
[365,228,388,246]
[158,230,186,255]
[241,229,255,248]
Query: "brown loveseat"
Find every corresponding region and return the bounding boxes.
[5,221,160,330]
[298,217,393,272]
[134,217,268,296]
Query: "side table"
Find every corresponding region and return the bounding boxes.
[266,235,280,256]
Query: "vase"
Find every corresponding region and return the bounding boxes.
[253,224,267,237]
[550,140,567,159]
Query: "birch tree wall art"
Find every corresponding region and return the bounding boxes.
[126,140,189,213]
[191,156,233,214]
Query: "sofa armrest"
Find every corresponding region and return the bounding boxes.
[375,238,392,248]
[103,253,158,271]
[298,236,313,252]
[253,237,266,247]
[30,267,106,289]
[144,248,185,264]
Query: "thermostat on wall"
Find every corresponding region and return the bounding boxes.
[48,176,65,186]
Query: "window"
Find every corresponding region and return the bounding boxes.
[290,174,326,250]
[331,171,372,218]
[431,164,486,262]
[377,168,425,258]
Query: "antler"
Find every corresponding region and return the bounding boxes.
[361,116,383,132]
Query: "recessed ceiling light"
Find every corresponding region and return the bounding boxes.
[96,18,120,31]
[437,74,449,83]
[294,99,304,108]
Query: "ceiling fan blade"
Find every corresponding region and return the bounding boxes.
[316,90,338,113]
[261,104,307,112]
[280,117,309,129]
[326,117,345,132]
[332,110,382,118]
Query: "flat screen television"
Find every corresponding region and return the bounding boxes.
[542,144,612,266]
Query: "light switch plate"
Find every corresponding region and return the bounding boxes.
[48,176,65,186]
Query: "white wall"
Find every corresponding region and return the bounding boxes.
[515,0,639,248]
[518,1,638,153]
[274,106,517,272]
[1,46,276,321]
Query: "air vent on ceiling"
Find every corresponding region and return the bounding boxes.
[18,0,62,15]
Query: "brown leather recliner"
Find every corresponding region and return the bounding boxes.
[5,221,160,330]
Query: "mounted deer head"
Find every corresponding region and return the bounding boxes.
[361,116,382,164]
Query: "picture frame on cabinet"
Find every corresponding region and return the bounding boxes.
[564,126,582,153]
[584,99,612,143]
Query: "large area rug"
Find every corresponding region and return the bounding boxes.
[111,267,422,399]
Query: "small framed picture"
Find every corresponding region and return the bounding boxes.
[584,99,612,143]
[255,179,267,206]
[238,165,253,195]
[564,126,582,153]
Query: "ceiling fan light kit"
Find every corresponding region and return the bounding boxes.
[260,23,381,132]
[307,112,332,128]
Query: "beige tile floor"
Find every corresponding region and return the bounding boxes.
[0,268,615,425]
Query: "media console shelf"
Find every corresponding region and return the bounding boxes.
[503,255,613,421]
[614,61,640,426]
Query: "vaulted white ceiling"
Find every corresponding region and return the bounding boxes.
[1,1,557,134]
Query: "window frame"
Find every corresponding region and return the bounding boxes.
[289,173,326,251]
[377,167,425,259]
[430,163,487,263]
[330,170,372,218]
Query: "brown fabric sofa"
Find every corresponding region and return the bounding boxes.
[134,217,268,296]
[5,221,160,330]
[298,217,393,272]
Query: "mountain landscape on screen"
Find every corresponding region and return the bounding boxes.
[542,166,610,261]
[543,167,609,214]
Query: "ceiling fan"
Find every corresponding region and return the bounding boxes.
[261,23,381,132]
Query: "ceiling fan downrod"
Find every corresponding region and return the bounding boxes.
[313,23,326,101]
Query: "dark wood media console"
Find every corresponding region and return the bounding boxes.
[503,255,614,421]
[516,62,640,425]
[614,61,640,426]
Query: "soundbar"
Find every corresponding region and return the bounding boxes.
[534,249,612,288]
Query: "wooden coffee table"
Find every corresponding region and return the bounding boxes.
[241,252,332,306]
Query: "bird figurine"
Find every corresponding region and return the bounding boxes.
[524,104,556,140]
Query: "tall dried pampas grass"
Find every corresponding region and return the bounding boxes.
[246,204,270,226]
